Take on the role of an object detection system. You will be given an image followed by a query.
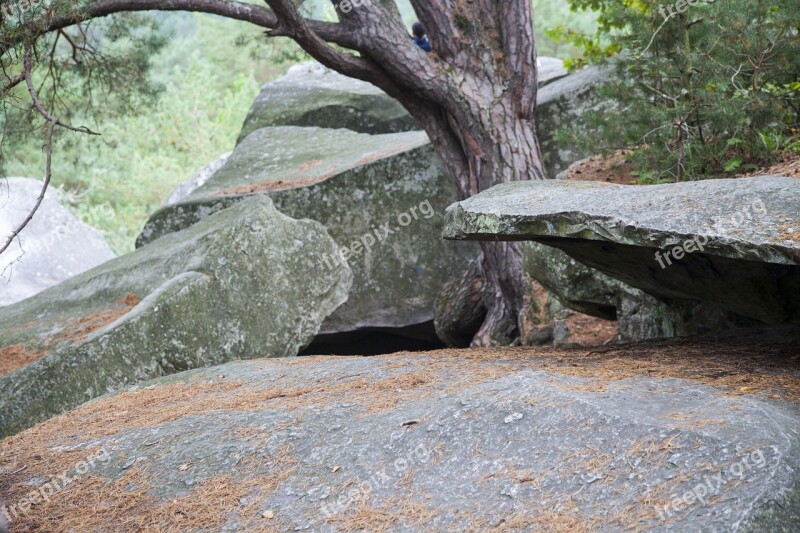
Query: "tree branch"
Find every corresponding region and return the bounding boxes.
[0,0,358,56]
[0,45,99,257]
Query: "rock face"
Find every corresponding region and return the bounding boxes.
[162,152,231,207]
[2,334,798,531]
[237,62,421,142]
[0,178,115,307]
[523,242,752,342]
[0,196,351,436]
[536,65,610,178]
[537,56,569,86]
[140,126,476,338]
[444,177,800,328]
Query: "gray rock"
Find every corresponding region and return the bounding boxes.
[139,126,477,337]
[237,62,421,142]
[162,152,231,207]
[237,59,567,144]
[0,196,351,436]
[537,56,569,86]
[523,242,754,342]
[2,336,797,531]
[444,177,800,327]
[536,65,610,178]
[0,178,115,307]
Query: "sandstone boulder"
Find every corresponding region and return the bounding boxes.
[444,177,800,328]
[237,62,420,142]
[536,65,610,177]
[0,196,351,436]
[2,334,798,531]
[140,126,477,338]
[0,178,115,307]
[162,152,231,207]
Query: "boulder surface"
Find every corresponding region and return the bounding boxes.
[162,152,231,207]
[237,62,421,142]
[444,177,800,327]
[0,178,115,307]
[0,196,351,436]
[140,126,477,338]
[536,65,610,177]
[1,333,798,531]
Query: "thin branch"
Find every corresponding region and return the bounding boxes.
[0,45,99,257]
[0,122,55,256]
[1,0,358,55]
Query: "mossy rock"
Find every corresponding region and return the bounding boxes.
[445,177,800,328]
[139,126,477,337]
[0,196,351,436]
[237,62,420,143]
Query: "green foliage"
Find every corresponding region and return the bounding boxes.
[3,13,305,253]
[559,0,800,181]
[532,0,601,59]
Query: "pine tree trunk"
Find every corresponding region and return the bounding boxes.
[388,1,548,346]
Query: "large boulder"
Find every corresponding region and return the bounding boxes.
[0,178,115,307]
[1,334,798,531]
[0,196,351,436]
[237,62,421,142]
[537,56,569,86]
[139,126,476,338]
[444,177,800,328]
[536,65,610,178]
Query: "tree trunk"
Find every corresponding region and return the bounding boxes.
[251,0,551,346]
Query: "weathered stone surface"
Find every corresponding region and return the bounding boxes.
[2,335,798,531]
[536,65,610,178]
[237,62,421,142]
[0,178,115,307]
[162,152,231,207]
[537,56,569,86]
[0,196,351,436]
[140,126,477,337]
[523,242,755,342]
[444,177,800,326]
[237,59,568,144]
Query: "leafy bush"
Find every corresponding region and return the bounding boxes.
[553,0,800,181]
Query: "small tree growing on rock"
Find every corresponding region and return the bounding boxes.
[1,0,547,346]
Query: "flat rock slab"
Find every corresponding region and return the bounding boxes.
[0,178,115,307]
[1,334,798,531]
[444,177,800,325]
[0,197,351,436]
[140,126,476,336]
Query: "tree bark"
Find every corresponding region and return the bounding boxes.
[2,0,547,346]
